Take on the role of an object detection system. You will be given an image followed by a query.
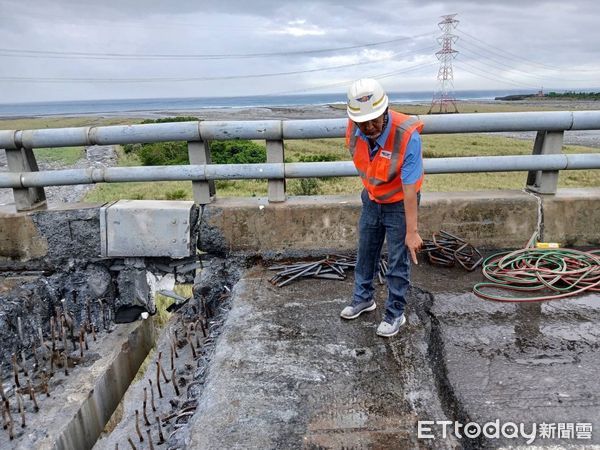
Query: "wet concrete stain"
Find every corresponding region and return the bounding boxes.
[413,264,600,448]
[185,261,600,449]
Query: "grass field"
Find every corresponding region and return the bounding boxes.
[34,146,85,165]
[0,116,140,131]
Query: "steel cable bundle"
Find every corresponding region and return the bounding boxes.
[473,235,600,302]
[269,254,392,287]
[268,255,357,287]
[421,230,483,271]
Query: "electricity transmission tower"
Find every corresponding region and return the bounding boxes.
[429,14,459,114]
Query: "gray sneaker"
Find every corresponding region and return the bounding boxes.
[340,300,376,319]
[376,314,406,337]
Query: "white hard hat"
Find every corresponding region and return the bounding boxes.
[346,78,389,122]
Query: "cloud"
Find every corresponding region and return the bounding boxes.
[270,20,327,37]
[0,0,598,102]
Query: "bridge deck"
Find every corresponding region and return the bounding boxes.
[187,264,600,449]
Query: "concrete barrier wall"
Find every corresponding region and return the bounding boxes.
[1,189,598,264]
[541,189,600,246]
[201,189,600,255]
[0,203,103,268]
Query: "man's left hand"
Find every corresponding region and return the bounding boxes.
[406,231,423,265]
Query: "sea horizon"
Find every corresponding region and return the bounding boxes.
[0,88,592,118]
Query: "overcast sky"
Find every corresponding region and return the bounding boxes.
[1,0,599,103]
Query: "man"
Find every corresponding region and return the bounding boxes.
[340,78,424,337]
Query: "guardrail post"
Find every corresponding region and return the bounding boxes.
[187,141,215,204]
[526,131,564,194]
[4,147,47,211]
[266,139,286,202]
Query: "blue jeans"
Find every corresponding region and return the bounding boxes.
[353,189,418,321]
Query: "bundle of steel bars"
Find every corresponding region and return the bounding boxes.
[268,255,357,287]
[420,230,483,271]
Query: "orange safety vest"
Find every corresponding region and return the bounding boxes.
[346,110,424,204]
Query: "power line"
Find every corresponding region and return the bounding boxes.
[457,30,599,74]
[269,60,438,95]
[454,61,539,89]
[0,47,437,84]
[458,43,594,83]
[0,32,435,61]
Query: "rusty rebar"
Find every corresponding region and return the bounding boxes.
[61,318,68,354]
[50,349,55,377]
[142,387,150,426]
[171,338,179,358]
[148,379,157,411]
[155,416,165,444]
[62,352,69,376]
[27,379,39,412]
[5,400,14,439]
[38,326,47,352]
[50,317,56,352]
[161,411,177,423]
[99,300,107,330]
[134,409,144,442]
[146,429,155,450]
[83,327,89,350]
[32,345,39,367]
[41,370,50,397]
[86,299,92,328]
[127,436,137,450]
[195,327,202,349]
[1,397,10,430]
[79,329,84,358]
[171,368,180,396]
[0,375,5,402]
[188,338,197,359]
[197,318,207,338]
[155,362,163,399]
[158,352,171,383]
[11,354,20,388]
[17,392,25,428]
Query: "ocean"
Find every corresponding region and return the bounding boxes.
[0,89,531,118]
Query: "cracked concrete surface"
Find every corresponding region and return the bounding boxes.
[185,263,599,449]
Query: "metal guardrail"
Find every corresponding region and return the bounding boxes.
[1,111,600,211]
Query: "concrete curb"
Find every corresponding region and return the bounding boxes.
[200,189,600,254]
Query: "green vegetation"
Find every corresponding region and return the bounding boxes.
[0,116,140,131]
[137,141,189,166]
[546,91,600,100]
[140,116,197,124]
[33,146,85,165]
[122,117,267,166]
[210,140,266,164]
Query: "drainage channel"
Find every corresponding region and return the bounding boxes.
[0,255,243,450]
[0,318,154,450]
[92,256,243,450]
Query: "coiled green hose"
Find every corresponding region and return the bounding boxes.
[473,239,600,302]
